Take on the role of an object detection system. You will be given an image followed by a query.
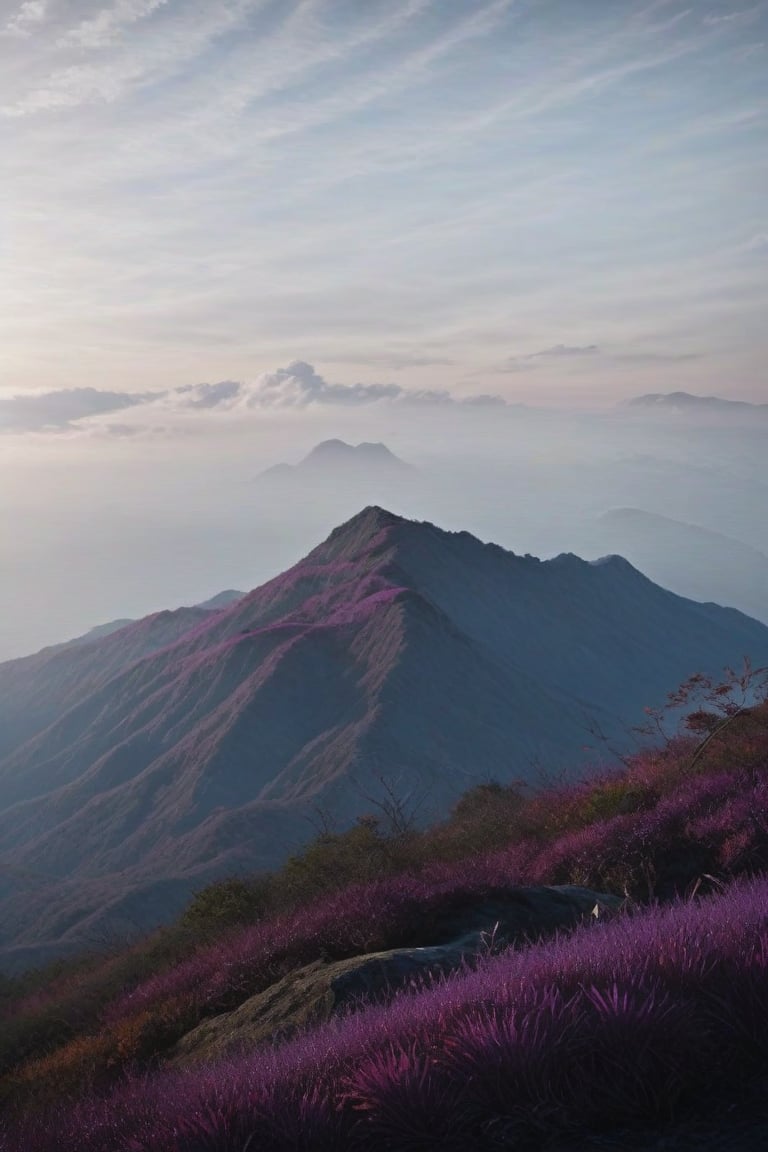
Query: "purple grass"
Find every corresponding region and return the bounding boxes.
[100,760,768,1032]
[5,876,768,1151]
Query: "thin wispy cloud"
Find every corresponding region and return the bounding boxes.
[485,343,705,377]
[613,352,703,364]
[527,345,601,360]
[3,1,47,37]
[738,233,768,254]
[493,345,601,373]
[1,0,766,406]
[65,1,172,50]
[703,7,763,26]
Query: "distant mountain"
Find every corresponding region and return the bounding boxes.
[625,392,768,417]
[47,591,245,658]
[258,439,414,482]
[61,618,136,647]
[194,589,244,611]
[584,509,768,626]
[1,506,767,963]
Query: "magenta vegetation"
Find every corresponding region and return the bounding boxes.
[2,676,766,1149]
[5,877,768,1150]
[97,755,768,1031]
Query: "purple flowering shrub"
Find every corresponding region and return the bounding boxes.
[4,877,768,1150]
[105,756,767,1035]
[2,699,766,1116]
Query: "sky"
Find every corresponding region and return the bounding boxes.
[0,0,767,658]
[1,0,766,411]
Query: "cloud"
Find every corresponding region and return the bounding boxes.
[2,0,764,397]
[327,354,456,371]
[484,342,703,375]
[398,387,507,408]
[0,386,160,432]
[173,380,242,409]
[526,344,601,359]
[64,0,171,50]
[2,2,261,116]
[612,351,704,364]
[478,361,537,376]
[494,344,602,372]
[101,422,146,437]
[2,364,508,434]
[703,7,762,26]
[243,361,403,408]
[737,232,768,254]
[237,362,507,410]
[452,393,508,408]
[3,1,46,37]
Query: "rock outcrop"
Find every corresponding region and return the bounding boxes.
[170,885,623,1067]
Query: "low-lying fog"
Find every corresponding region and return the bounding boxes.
[2,396,767,661]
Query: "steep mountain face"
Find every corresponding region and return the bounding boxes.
[1,506,768,963]
[0,592,246,756]
[0,606,215,761]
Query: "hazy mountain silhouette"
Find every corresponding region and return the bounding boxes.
[62,619,136,647]
[258,439,414,484]
[584,509,768,626]
[193,590,244,611]
[42,591,245,660]
[1,506,767,964]
[625,391,768,418]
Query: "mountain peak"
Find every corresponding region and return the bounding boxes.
[339,503,404,528]
[302,439,410,467]
[3,506,768,958]
[303,438,355,460]
[312,505,407,562]
[257,440,412,484]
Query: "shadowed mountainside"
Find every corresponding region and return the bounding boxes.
[1,505,768,960]
[582,508,768,626]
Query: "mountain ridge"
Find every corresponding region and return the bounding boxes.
[585,507,768,625]
[625,390,768,415]
[1,506,767,960]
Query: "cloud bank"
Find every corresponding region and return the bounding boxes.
[1,362,508,434]
[0,386,160,431]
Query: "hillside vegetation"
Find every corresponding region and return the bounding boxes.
[1,669,767,1148]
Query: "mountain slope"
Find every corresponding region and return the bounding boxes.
[0,593,245,758]
[1,506,767,960]
[583,508,768,625]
